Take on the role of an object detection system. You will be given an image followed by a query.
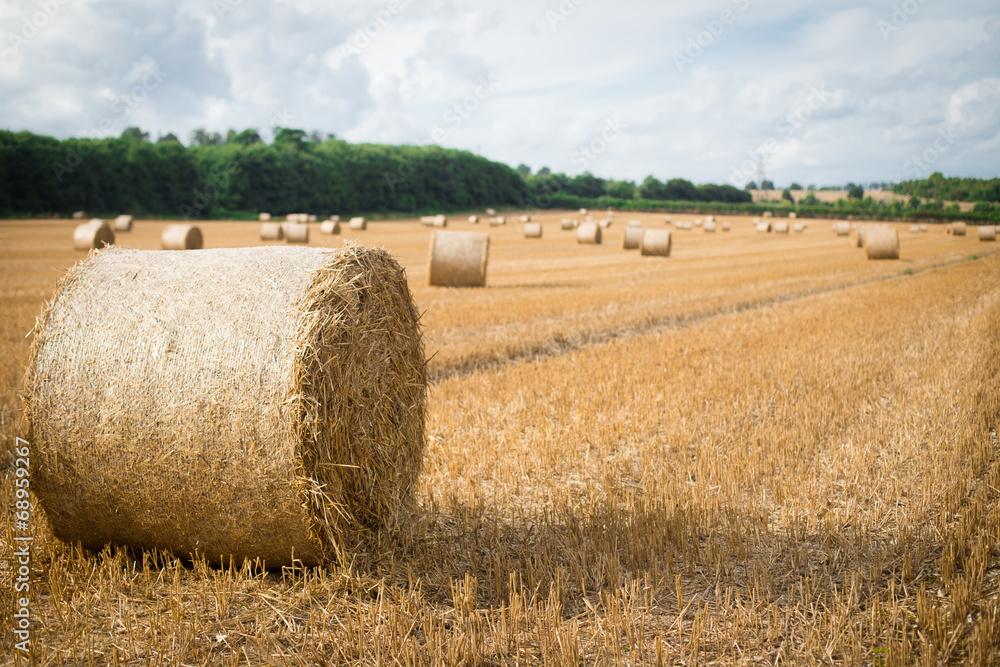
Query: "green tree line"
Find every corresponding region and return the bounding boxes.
[892,172,1000,205]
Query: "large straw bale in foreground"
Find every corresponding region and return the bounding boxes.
[73,221,115,251]
[260,222,285,240]
[979,226,996,241]
[866,227,900,260]
[428,230,489,287]
[640,229,671,257]
[23,245,426,567]
[162,224,203,250]
[622,227,643,249]
[577,222,602,244]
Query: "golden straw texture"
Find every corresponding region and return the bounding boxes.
[428,230,490,287]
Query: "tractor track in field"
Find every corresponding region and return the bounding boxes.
[427,247,1000,384]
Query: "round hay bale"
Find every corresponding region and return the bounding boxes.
[73,221,115,251]
[979,226,996,242]
[946,224,952,234]
[308,215,318,223]
[704,221,717,233]
[909,225,920,234]
[261,222,285,241]
[523,222,542,238]
[432,215,447,228]
[285,223,309,244]
[560,218,578,230]
[420,216,435,226]
[468,215,479,223]
[428,231,489,287]
[919,224,928,232]
[854,227,867,247]
[577,222,602,244]
[349,217,367,231]
[705,215,715,223]
[259,213,271,222]
[721,221,731,232]
[677,221,693,231]
[763,211,773,218]
[773,221,789,234]
[664,215,672,224]
[628,220,642,228]
[113,215,133,232]
[329,215,341,222]
[320,220,341,235]
[866,227,899,259]
[755,222,771,233]
[579,208,588,215]
[286,213,300,222]
[640,229,671,257]
[72,210,86,220]
[485,208,496,216]
[520,215,531,223]
[598,218,612,228]
[693,219,704,227]
[162,224,203,250]
[792,223,804,233]
[23,245,425,567]
[834,222,851,237]
[488,217,506,227]
[789,212,797,219]
[622,227,643,249]
[952,222,967,236]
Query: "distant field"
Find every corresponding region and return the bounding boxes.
[750,189,979,211]
[2,212,999,663]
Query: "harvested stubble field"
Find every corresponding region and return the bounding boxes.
[2,212,1000,665]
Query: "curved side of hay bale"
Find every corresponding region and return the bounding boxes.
[909,225,920,234]
[664,216,672,224]
[755,222,771,233]
[866,227,900,260]
[704,221,717,233]
[622,227,643,249]
[72,211,85,219]
[721,221,731,232]
[261,222,285,241]
[320,220,341,235]
[577,222,602,245]
[640,229,671,257]
[349,217,367,231]
[485,208,496,216]
[162,224,203,250]
[789,212,797,219]
[773,221,789,234]
[627,220,642,228]
[520,215,531,223]
[428,231,489,287]
[523,223,542,238]
[468,215,479,223]
[952,222,967,236]
[979,226,996,242]
[793,223,804,233]
[113,215,133,232]
[432,215,447,228]
[259,213,271,222]
[73,222,115,251]
[834,222,851,237]
[23,245,426,567]
[285,223,309,244]
[919,224,928,232]
[561,219,577,230]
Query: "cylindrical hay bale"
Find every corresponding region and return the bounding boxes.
[432,215,447,228]
[721,221,731,231]
[579,208,588,215]
[468,215,479,223]
[693,219,703,227]
[665,215,672,224]
[329,215,341,222]
[789,212,797,219]
[793,223,804,233]
[489,217,506,227]
[834,222,851,237]
[952,222,967,236]
[628,220,642,228]
[946,224,952,234]
[485,208,496,216]
[161,224,203,250]
[420,216,435,226]
[909,225,920,234]
[286,213,299,222]
[854,227,866,247]
[72,210,85,219]
[523,222,542,238]
[979,226,996,242]
[865,227,900,259]
[259,213,271,222]
[763,211,773,218]
[320,220,341,235]
[73,221,115,251]
[520,215,531,222]
[705,215,715,223]
[428,231,489,287]
[308,215,317,223]
[261,222,285,241]
[113,215,133,232]
[23,245,425,567]
[704,221,717,232]
[598,219,612,228]
[577,222,602,244]
[773,221,789,234]
[561,218,578,230]
[622,227,643,249]
[755,222,771,233]
[678,221,693,231]
[919,224,928,232]
[285,223,309,244]
[349,217,367,231]
[640,229,671,257]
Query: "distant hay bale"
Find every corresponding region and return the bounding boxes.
[664,215,672,224]
[308,215,318,223]
[789,212,797,219]
[420,216,436,226]
[349,217,367,231]
[523,222,542,238]
[486,208,497,216]
[520,215,531,222]
[320,220,341,235]
[952,222,967,236]
[286,213,301,222]
[763,211,773,218]
[834,222,851,237]
[598,218,612,228]
[979,226,996,242]
[113,215,133,232]
[704,221,717,232]
[919,224,928,232]
[640,229,671,257]
[755,222,772,233]
[909,225,920,234]
[677,221,693,231]
[329,215,341,222]
[560,218,578,230]
[793,223,804,233]
[628,220,642,228]
[622,227,643,249]
[428,231,489,287]
[73,221,115,251]
[259,213,272,222]
[753,217,761,223]
[773,221,789,234]
[260,222,285,241]
[865,227,900,259]
[577,222,602,244]
[854,227,866,247]
[705,215,715,223]
[721,221,731,232]
[285,223,309,244]
[23,245,425,567]
[946,224,952,234]
[489,217,506,227]
[432,215,447,228]
[693,219,704,227]
[162,224,203,250]
[579,208,588,215]
[72,211,85,220]
[468,215,479,223]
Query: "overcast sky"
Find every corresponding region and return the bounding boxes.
[1,0,997,188]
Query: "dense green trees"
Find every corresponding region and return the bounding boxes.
[893,172,1000,203]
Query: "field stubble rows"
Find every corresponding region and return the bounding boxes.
[1,213,999,664]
